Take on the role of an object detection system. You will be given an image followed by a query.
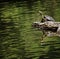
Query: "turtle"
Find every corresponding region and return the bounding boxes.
[39,11,55,22]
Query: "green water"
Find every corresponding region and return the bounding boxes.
[0,0,60,59]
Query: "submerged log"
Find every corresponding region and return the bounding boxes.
[33,21,60,29]
[33,21,60,37]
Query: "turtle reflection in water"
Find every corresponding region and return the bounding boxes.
[32,11,60,40]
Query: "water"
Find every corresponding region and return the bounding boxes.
[0,0,60,59]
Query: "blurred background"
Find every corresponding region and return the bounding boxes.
[0,0,60,59]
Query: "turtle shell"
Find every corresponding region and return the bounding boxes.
[44,15,55,21]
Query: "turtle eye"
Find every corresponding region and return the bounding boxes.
[44,16,46,18]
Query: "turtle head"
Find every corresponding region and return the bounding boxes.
[39,11,43,15]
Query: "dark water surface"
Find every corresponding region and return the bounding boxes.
[0,0,60,59]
